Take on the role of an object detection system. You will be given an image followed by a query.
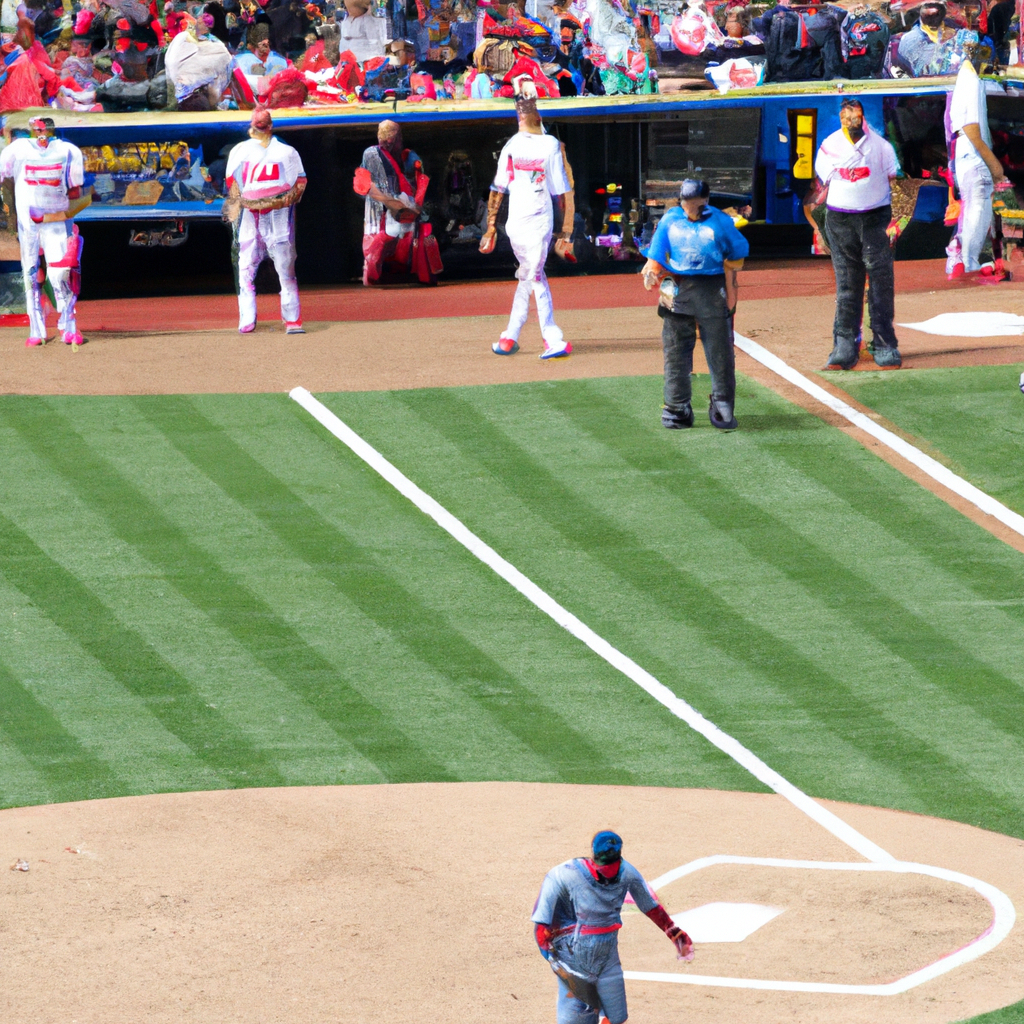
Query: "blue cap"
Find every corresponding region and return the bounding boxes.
[592,830,623,865]
[679,179,710,200]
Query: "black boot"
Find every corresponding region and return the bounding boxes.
[708,395,738,431]
[662,403,694,429]
[824,337,860,370]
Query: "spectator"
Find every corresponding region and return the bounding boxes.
[897,1,956,75]
[338,0,386,63]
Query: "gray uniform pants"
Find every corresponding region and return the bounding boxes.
[552,932,627,1024]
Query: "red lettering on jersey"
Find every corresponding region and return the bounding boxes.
[255,163,281,182]
[506,155,515,182]
[512,158,545,171]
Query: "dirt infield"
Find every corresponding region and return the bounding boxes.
[1,261,1022,396]
[1,784,1022,1024]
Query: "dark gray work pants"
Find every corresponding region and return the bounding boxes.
[660,272,735,409]
[825,205,898,352]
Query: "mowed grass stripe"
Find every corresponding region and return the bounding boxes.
[839,363,1024,516]
[139,395,634,785]
[0,510,284,789]
[0,655,125,803]
[548,382,1024,740]
[388,387,1008,820]
[0,397,447,786]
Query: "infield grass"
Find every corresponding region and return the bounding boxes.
[1,376,1024,1022]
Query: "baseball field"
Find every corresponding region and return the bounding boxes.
[1,264,1023,1024]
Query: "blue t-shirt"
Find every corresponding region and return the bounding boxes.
[642,205,749,276]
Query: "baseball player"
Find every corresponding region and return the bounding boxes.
[224,106,307,335]
[480,76,575,359]
[0,116,86,348]
[533,831,693,1024]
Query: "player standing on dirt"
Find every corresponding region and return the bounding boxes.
[223,106,307,336]
[479,75,576,360]
[532,831,693,1024]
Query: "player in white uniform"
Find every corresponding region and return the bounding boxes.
[480,76,576,359]
[224,106,307,334]
[0,116,86,347]
[946,42,1008,281]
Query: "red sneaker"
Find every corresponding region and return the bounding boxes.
[978,265,1011,284]
[285,321,305,334]
[239,322,256,334]
[946,263,965,282]
[62,331,83,346]
[25,336,44,347]
[492,336,520,355]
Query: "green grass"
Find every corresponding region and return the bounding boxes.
[1,375,1023,1022]
[838,363,1024,515]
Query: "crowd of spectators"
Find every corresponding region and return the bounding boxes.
[0,0,1015,114]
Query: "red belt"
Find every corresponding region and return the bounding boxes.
[579,924,622,935]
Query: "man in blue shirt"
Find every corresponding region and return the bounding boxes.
[641,179,749,431]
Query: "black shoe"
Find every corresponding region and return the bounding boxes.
[708,395,738,431]
[662,403,694,429]
[872,345,902,368]
[824,338,860,371]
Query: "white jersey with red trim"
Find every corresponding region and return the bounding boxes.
[225,136,305,203]
[0,137,84,224]
[491,131,570,233]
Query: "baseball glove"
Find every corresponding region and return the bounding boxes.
[240,180,306,212]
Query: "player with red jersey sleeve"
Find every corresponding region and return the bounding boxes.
[224,106,307,334]
[0,116,86,347]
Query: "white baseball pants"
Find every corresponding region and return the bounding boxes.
[504,220,564,349]
[19,219,77,341]
[946,147,994,275]
[237,206,300,328]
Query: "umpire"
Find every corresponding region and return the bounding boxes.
[641,179,749,431]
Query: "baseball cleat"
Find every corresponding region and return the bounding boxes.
[25,336,44,347]
[62,331,83,347]
[978,264,1011,284]
[239,322,256,334]
[946,263,965,282]
[285,321,305,334]
[540,341,572,360]
[492,336,520,355]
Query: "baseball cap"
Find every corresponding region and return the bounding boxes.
[679,179,710,200]
[592,830,623,865]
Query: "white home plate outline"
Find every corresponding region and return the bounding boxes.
[624,855,1015,995]
[289,386,1017,996]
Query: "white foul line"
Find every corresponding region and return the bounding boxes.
[288,385,1016,994]
[733,332,1024,540]
[623,855,1015,995]
[289,385,891,864]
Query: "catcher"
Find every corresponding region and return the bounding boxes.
[532,831,693,1024]
[223,106,307,334]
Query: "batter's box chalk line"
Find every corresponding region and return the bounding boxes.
[623,855,1014,995]
[289,387,1017,995]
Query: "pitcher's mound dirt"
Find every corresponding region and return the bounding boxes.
[2,783,1022,1024]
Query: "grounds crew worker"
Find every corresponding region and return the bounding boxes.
[813,98,901,370]
[640,178,749,431]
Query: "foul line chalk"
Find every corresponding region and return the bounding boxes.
[289,386,893,864]
[624,855,1015,995]
[733,333,1024,540]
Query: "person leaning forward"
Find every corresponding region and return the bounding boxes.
[640,179,749,431]
[814,99,902,370]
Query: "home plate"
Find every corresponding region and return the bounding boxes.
[897,311,1024,337]
[671,902,785,942]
